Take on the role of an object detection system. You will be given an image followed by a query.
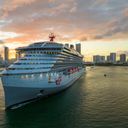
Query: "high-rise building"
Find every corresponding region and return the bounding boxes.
[107,55,110,62]
[65,43,69,48]
[4,46,9,63]
[93,55,105,63]
[120,54,126,63]
[70,44,74,49]
[76,43,81,54]
[93,55,101,63]
[110,53,116,63]
[100,56,105,63]
[0,54,3,64]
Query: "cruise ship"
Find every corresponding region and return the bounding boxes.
[1,34,86,109]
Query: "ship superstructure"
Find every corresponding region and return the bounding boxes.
[1,34,85,109]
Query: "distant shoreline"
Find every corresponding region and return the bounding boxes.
[86,64,128,66]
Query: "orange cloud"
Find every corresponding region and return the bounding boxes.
[0,0,128,49]
[1,0,38,18]
[124,8,128,17]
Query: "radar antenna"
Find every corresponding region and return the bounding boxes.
[49,33,55,42]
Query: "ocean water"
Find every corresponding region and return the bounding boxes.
[0,67,128,128]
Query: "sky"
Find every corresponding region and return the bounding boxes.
[0,0,128,61]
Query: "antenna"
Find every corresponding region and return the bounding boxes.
[49,33,55,42]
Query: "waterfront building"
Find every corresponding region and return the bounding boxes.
[93,55,101,63]
[70,44,74,49]
[93,55,105,63]
[110,53,116,63]
[65,43,69,48]
[107,55,110,62]
[100,56,105,63]
[76,43,81,54]
[4,47,9,64]
[0,54,3,65]
[120,54,126,63]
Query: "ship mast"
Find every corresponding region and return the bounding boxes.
[49,33,55,42]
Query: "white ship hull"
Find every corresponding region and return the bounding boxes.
[2,69,85,109]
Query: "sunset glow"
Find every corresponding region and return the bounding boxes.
[0,0,128,61]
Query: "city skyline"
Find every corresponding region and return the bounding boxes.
[0,0,128,61]
[0,46,128,63]
[93,52,128,63]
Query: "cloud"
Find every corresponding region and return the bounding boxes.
[0,0,128,47]
[0,0,37,18]
[117,51,128,56]
[79,36,88,41]
[0,31,21,40]
[123,8,128,17]
[93,11,128,40]
[0,40,5,44]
